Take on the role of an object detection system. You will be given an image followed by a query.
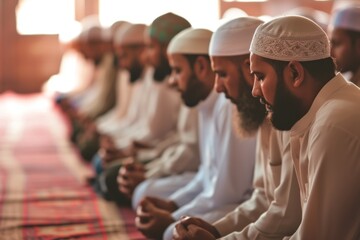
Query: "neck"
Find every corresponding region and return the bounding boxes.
[203,73,216,100]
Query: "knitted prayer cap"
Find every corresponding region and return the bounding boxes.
[148,12,191,44]
[114,23,147,46]
[250,15,330,61]
[110,20,131,35]
[209,16,263,56]
[329,6,360,32]
[167,28,212,54]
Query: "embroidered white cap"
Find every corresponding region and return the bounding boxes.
[250,15,330,61]
[114,23,147,46]
[329,6,360,32]
[209,17,263,56]
[167,28,213,54]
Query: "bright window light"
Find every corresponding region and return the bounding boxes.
[16,0,75,35]
[223,0,267,2]
[99,0,220,30]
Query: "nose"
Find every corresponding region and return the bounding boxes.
[252,79,262,97]
[168,74,178,88]
[214,76,225,93]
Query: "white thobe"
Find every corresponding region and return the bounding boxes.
[78,53,117,119]
[43,49,93,96]
[214,119,301,240]
[98,68,151,136]
[287,74,360,239]
[163,92,256,240]
[144,105,199,177]
[96,70,132,134]
[113,68,181,149]
[131,105,200,209]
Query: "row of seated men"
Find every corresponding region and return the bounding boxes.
[50,5,360,240]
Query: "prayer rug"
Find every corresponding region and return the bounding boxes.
[0,92,145,239]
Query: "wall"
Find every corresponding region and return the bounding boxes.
[219,0,334,18]
[0,1,3,92]
[0,0,98,94]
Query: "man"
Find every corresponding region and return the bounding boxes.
[88,23,148,174]
[106,12,190,158]
[86,23,152,200]
[173,17,301,240]
[250,15,360,239]
[94,12,191,202]
[135,27,256,240]
[76,22,132,162]
[329,6,360,86]
[117,102,200,207]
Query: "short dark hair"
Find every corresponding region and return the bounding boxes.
[260,56,336,84]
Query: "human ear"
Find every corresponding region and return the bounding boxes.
[243,58,254,86]
[194,56,209,77]
[288,61,304,88]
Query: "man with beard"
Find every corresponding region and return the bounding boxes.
[86,23,153,199]
[102,13,190,160]
[115,30,210,210]
[135,27,257,240]
[328,6,360,86]
[91,15,188,202]
[249,16,360,239]
[173,17,301,240]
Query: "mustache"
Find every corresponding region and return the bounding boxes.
[259,97,273,112]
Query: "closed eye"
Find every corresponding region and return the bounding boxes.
[253,73,264,82]
[215,71,226,78]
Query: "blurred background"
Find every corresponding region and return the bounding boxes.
[0,0,357,93]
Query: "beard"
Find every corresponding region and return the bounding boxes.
[270,75,303,131]
[128,61,143,83]
[153,56,172,82]
[181,73,208,107]
[233,70,267,137]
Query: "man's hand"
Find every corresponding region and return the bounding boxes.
[140,196,178,212]
[98,136,135,164]
[173,216,221,240]
[117,160,146,199]
[135,198,175,239]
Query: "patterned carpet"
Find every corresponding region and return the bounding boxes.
[0,92,145,239]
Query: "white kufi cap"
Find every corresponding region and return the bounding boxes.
[209,17,263,56]
[250,15,330,61]
[329,6,360,32]
[167,28,213,54]
[114,24,147,46]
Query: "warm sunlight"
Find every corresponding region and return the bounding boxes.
[16,0,75,35]
[99,0,220,30]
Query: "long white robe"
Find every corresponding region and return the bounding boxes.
[286,74,360,239]
[98,68,151,136]
[95,70,132,134]
[163,92,256,240]
[131,105,200,209]
[43,49,93,96]
[214,119,302,240]
[144,105,199,177]
[78,53,118,119]
[113,68,181,149]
